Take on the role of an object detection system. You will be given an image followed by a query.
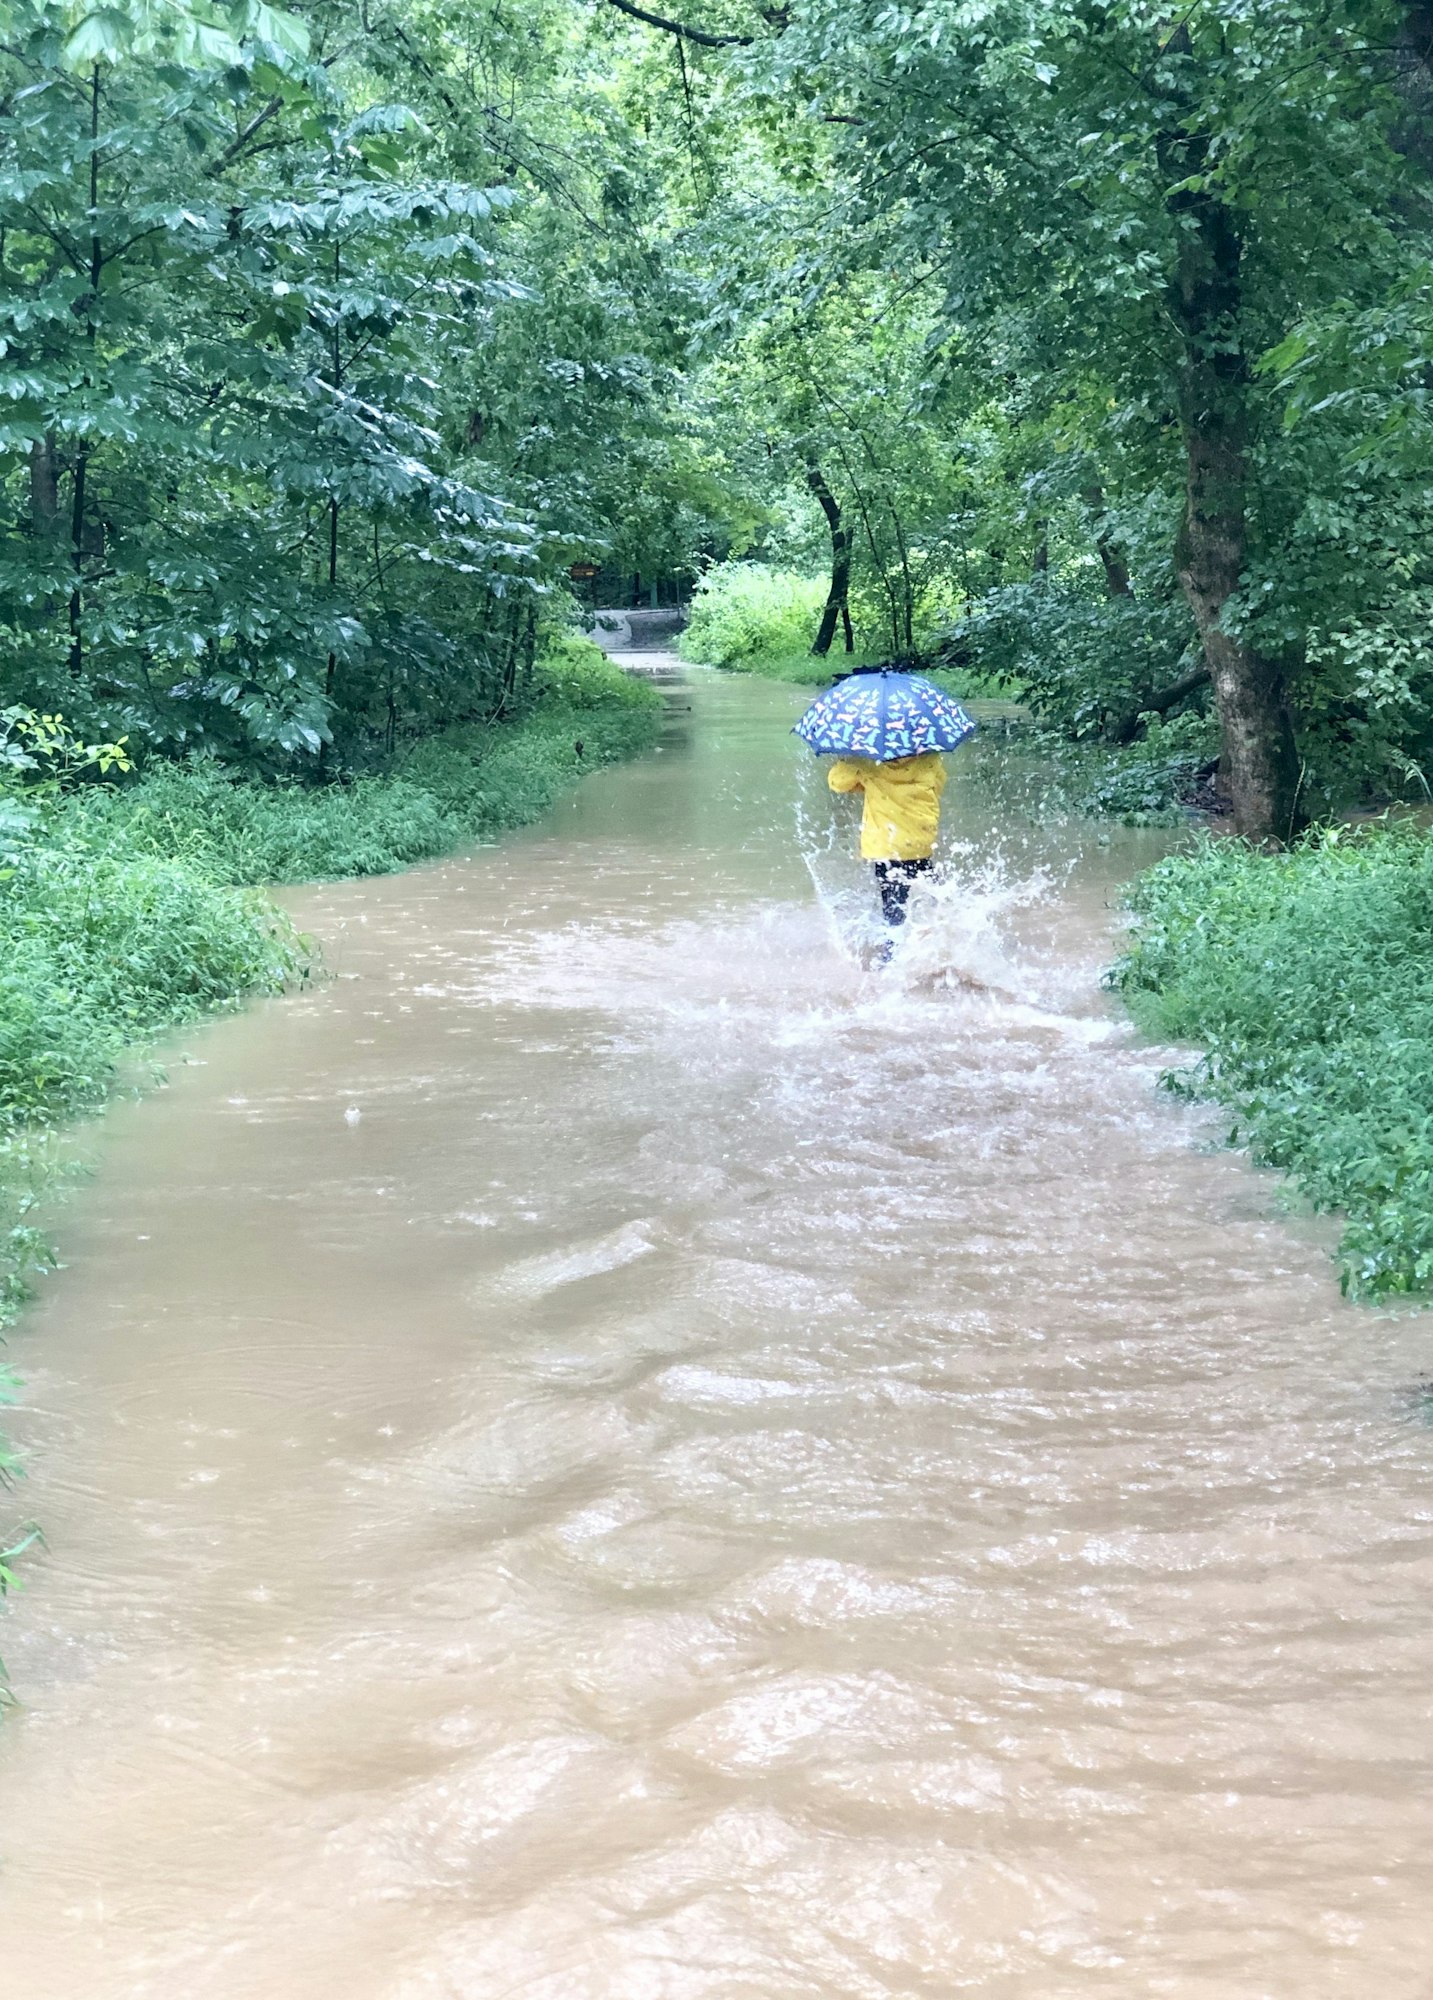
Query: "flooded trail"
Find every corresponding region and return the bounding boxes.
[3,667,1432,1999]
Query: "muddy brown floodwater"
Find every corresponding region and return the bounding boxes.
[2,664,1432,2000]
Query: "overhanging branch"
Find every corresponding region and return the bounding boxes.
[1111,661,1211,744]
[603,0,753,48]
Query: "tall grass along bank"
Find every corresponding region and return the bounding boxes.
[70,643,661,886]
[1113,822,1433,1298]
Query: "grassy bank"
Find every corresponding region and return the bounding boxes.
[69,645,661,887]
[1113,821,1433,1299]
[1,644,660,1625]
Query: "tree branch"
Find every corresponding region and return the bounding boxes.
[1110,661,1210,744]
[603,0,753,49]
[205,95,284,177]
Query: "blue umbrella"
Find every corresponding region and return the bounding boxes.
[793,667,977,762]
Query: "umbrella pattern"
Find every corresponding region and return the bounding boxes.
[794,670,977,762]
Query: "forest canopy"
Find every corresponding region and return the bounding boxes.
[6,0,1433,837]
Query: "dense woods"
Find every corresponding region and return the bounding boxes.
[6,1,1433,829]
[0,0,720,766]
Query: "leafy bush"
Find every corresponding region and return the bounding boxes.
[0,851,301,1129]
[1072,711,1219,821]
[943,582,1199,737]
[680,563,830,672]
[64,642,661,885]
[1113,821,1433,1297]
[535,631,656,709]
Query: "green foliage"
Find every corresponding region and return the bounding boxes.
[0,1,735,771]
[944,584,1199,740]
[993,711,1216,825]
[1114,822,1433,1297]
[1071,713,1218,822]
[66,640,659,881]
[679,562,829,672]
[635,0,1433,829]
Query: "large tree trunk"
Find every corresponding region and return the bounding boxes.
[1158,91,1301,842]
[806,462,852,655]
[69,65,103,681]
[1175,424,1300,837]
[1391,5,1433,178]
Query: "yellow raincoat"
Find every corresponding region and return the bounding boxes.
[827,753,947,861]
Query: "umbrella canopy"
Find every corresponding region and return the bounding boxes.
[793,668,977,762]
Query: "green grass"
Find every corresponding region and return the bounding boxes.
[62,639,662,885]
[1113,819,1433,1298]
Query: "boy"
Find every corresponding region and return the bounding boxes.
[827,751,947,931]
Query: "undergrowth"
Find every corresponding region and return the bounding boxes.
[1113,819,1433,1298]
[989,711,1218,825]
[69,643,661,885]
[679,564,829,672]
[678,559,1018,696]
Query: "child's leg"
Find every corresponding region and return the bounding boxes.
[874,860,926,927]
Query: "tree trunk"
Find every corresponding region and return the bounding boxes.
[320,243,342,773]
[1175,430,1300,838]
[520,601,537,688]
[1389,4,1433,181]
[887,500,915,653]
[1083,486,1133,598]
[30,435,59,529]
[806,462,852,655]
[1158,84,1301,842]
[69,65,102,681]
[495,601,522,716]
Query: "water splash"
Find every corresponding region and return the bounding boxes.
[796,757,1076,1010]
